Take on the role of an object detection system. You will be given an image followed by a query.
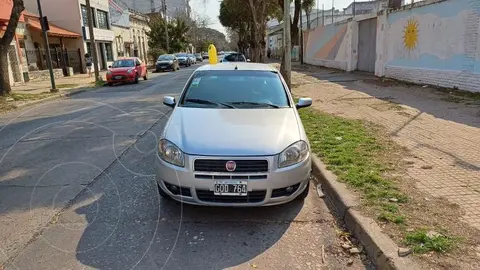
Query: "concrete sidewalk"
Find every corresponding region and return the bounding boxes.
[284,63,480,231]
[12,72,107,95]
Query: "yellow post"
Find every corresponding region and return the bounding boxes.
[208,44,218,64]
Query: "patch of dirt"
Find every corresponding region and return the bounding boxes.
[363,126,480,270]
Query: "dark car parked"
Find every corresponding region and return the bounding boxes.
[156,54,180,72]
[219,52,249,63]
[195,53,203,62]
[175,53,191,66]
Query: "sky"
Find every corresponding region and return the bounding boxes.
[189,0,360,36]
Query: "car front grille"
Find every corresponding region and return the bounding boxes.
[194,159,268,173]
[196,190,266,203]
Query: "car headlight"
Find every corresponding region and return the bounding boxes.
[169,60,173,64]
[158,139,185,167]
[127,68,134,73]
[278,141,309,168]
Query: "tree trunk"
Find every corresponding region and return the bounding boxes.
[0,44,11,96]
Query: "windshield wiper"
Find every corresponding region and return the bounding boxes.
[229,101,280,108]
[184,98,235,108]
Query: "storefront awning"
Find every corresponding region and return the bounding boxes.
[27,17,80,38]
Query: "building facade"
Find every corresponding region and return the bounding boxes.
[119,0,190,19]
[24,0,115,72]
[110,1,150,63]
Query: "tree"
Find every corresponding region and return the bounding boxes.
[146,14,190,56]
[0,0,25,96]
[302,0,314,30]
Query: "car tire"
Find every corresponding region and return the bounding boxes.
[157,183,172,200]
[155,68,159,73]
[134,73,139,84]
[143,72,148,80]
[297,181,310,201]
[108,82,113,86]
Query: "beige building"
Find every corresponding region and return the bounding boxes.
[24,0,116,72]
[110,1,150,63]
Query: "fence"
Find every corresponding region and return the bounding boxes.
[24,48,83,75]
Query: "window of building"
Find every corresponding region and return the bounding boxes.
[105,43,113,61]
[97,10,109,29]
[81,5,96,27]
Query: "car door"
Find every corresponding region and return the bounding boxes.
[135,58,144,76]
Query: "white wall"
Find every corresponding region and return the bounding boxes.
[376,0,480,92]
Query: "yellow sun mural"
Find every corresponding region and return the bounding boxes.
[403,18,419,50]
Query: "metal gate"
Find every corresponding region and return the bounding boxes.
[357,18,377,72]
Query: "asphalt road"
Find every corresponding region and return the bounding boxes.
[0,63,369,270]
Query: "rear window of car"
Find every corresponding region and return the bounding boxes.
[179,70,290,108]
[224,53,246,62]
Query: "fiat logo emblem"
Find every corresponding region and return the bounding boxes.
[225,161,236,172]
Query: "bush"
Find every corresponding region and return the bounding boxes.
[148,48,166,64]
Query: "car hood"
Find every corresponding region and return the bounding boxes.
[177,57,187,60]
[164,108,301,156]
[109,67,134,73]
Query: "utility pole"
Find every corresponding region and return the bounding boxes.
[36,0,57,92]
[283,0,291,88]
[162,0,169,53]
[85,0,100,81]
[299,0,303,64]
[332,0,334,24]
[322,4,324,25]
[316,0,319,27]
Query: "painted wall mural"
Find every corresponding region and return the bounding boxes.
[303,22,350,68]
[385,0,480,73]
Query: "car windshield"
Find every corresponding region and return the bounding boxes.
[158,55,174,60]
[112,59,135,68]
[176,53,187,57]
[195,53,201,56]
[180,70,290,109]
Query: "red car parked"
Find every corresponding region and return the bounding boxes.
[106,57,148,86]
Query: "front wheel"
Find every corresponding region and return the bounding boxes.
[143,72,148,80]
[134,74,139,84]
[158,184,172,200]
[296,181,310,201]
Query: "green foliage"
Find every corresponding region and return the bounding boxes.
[146,15,190,53]
[405,230,456,253]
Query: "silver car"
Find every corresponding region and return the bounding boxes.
[156,63,313,206]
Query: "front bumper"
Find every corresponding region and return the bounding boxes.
[155,153,311,206]
[156,63,173,70]
[106,73,135,83]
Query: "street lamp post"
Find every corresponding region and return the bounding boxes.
[36,0,57,92]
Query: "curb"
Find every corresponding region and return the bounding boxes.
[311,155,420,270]
[14,86,96,109]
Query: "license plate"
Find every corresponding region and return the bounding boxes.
[213,180,247,196]
[114,76,122,79]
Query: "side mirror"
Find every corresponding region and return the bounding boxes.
[108,65,112,68]
[296,97,312,109]
[163,96,176,108]
[247,59,251,62]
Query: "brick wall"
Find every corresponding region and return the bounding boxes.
[377,0,480,93]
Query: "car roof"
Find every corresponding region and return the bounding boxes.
[195,63,277,72]
[117,57,136,60]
